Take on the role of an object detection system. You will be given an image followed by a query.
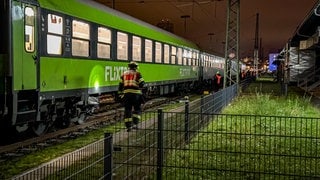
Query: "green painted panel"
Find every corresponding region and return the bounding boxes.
[12,2,24,91]
[22,5,37,90]
[40,58,124,91]
[12,2,37,91]
[140,63,199,82]
[40,58,198,92]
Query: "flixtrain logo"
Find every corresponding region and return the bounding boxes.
[179,68,191,77]
[104,66,127,81]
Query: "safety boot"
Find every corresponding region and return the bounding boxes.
[132,116,140,130]
[125,121,132,132]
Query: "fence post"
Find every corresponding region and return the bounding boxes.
[185,97,190,143]
[104,133,113,180]
[200,95,204,123]
[212,93,215,113]
[157,109,164,180]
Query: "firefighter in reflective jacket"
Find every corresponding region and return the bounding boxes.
[213,71,222,92]
[118,61,145,132]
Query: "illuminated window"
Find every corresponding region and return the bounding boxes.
[203,55,208,67]
[171,46,176,64]
[177,48,182,65]
[72,20,90,57]
[206,56,209,67]
[183,49,190,65]
[117,32,128,60]
[155,42,162,63]
[192,52,196,66]
[145,39,152,62]
[132,36,141,61]
[97,27,111,59]
[209,57,213,67]
[194,52,199,66]
[47,14,63,55]
[25,7,35,52]
[164,44,169,64]
[187,50,191,65]
[47,35,62,55]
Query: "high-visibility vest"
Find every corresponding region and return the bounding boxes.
[121,70,144,94]
[215,74,221,85]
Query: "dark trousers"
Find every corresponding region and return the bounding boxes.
[123,93,142,127]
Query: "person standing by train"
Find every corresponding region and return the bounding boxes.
[213,71,222,92]
[118,61,145,132]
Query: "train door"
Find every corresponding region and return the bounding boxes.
[12,1,38,90]
[11,0,39,132]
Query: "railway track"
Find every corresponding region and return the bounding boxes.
[0,95,185,162]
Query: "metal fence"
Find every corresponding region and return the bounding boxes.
[12,83,320,179]
[110,112,320,179]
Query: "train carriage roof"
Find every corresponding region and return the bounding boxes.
[37,0,199,50]
[290,1,320,47]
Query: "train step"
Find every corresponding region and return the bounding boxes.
[17,110,36,115]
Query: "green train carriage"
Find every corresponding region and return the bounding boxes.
[1,0,228,141]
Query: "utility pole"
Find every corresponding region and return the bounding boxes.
[112,0,115,9]
[253,13,259,78]
[181,15,191,35]
[223,0,240,88]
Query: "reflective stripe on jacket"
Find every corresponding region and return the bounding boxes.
[121,70,144,94]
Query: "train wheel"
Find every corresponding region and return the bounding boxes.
[55,116,71,129]
[15,124,28,133]
[32,122,49,136]
[75,113,87,125]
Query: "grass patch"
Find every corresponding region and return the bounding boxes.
[1,125,114,178]
[163,80,320,178]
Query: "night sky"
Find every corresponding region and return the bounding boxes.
[94,0,318,59]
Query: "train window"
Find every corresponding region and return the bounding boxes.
[72,39,89,57]
[177,48,182,65]
[145,39,152,62]
[117,32,128,60]
[196,52,199,66]
[47,14,63,55]
[193,52,198,66]
[155,42,162,63]
[97,27,111,59]
[183,49,191,65]
[164,44,169,64]
[72,20,90,57]
[187,50,192,65]
[171,46,176,64]
[47,35,62,55]
[211,57,214,67]
[203,55,208,67]
[132,36,141,61]
[24,7,35,52]
[48,14,63,35]
[73,20,89,39]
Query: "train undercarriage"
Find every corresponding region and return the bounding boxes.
[0,79,208,145]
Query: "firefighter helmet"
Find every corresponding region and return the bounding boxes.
[128,61,138,69]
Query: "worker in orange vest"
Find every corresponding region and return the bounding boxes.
[213,71,222,92]
[118,61,145,132]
